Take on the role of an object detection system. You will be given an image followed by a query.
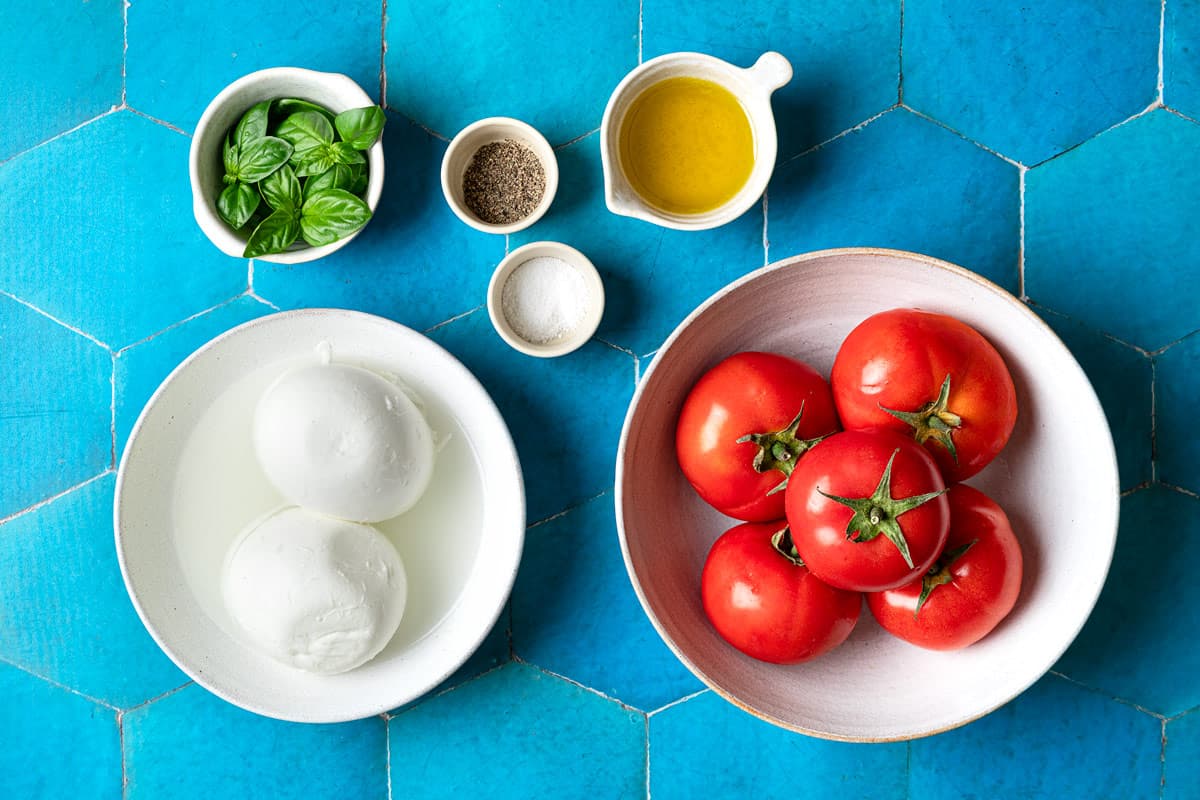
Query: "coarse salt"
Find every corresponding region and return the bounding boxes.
[501,256,588,345]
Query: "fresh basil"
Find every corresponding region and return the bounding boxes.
[235,100,272,148]
[304,163,354,198]
[222,134,238,176]
[244,209,302,258]
[237,136,292,183]
[277,111,334,166]
[217,181,260,229]
[296,147,337,178]
[349,163,369,196]
[331,141,365,166]
[300,188,371,246]
[259,164,302,214]
[334,106,386,150]
[275,98,336,124]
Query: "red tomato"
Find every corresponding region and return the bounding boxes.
[676,352,839,521]
[701,521,861,664]
[830,309,1018,483]
[867,484,1023,650]
[785,429,950,592]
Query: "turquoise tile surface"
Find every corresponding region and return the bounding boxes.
[649,690,908,798]
[1026,109,1200,351]
[904,1,1159,165]
[0,0,122,161]
[1166,711,1200,799]
[768,108,1020,292]
[1157,332,1200,494]
[909,674,1161,799]
[0,294,110,519]
[512,494,702,711]
[389,662,646,800]
[385,0,637,143]
[124,684,386,799]
[642,0,899,159]
[1166,0,1200,118]
[0,475,186,709]
[0,661,121,799]
[1054,486,1200,716]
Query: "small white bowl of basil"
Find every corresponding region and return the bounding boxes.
[190,67,386,263]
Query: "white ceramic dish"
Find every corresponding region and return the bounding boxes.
[486,241,605,358]
[189,68,385,264]
[616,248,1119,741]
[115,309,524,722]
[440,116,559,235]
[600,51,792,231]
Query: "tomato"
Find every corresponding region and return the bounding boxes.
[867,484,1023,650]
[830,309,1017,483]
[785,429,950,592]
[701,521,861,664]
[676,352,839,521]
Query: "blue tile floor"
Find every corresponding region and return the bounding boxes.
[1,1,1198,797]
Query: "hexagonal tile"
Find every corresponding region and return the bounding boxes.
[0,1,122,161]
[642,0,899,160]
[1166,710,1200,799]
[0,475,185,709]
[768,108,1020,292]
[910,674,1161,798]
[126,0,381,132]
[0,661,121,798]
[649,690,907,798]
[1156,332,1200,494]
[0,294,110,519]
[124,684,385,799]
[389,662,645,799]
[511,134,765,356]
[904,2,1159,165]
[0,111,246,349]
[512,494,702,711]
[254,114,502,328]
[1036,306,1153,492]
[1054,486,1200,717]
[1166,0,1200,119]
[385,1,636,143]
[1025,109,1200,352]
[427,310,634,524]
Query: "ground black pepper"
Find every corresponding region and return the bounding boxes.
[462,139,546,225]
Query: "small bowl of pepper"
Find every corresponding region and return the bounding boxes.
[440,117,558,234]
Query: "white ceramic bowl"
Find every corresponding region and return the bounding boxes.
[440,117,559,235]
[115,309,524,722]
[616,248,1119,741]
[600,51,792,231]
[189,68,385,264]
[486,241,605,358]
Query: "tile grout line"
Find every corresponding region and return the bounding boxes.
[119,709,128,800]
[761,190,769,266]
[1023,297,1156,357]
[0,653,119,711]
[385,712,393,800]
[0,470,113,527]
[643,712,651,799]
[1158,0,1167,105]
[126,106,190,137]
[902,103,1023,166]
[0,290,112,351]
[1161,480,1200,500]
[527,488,611,530]
[637,0,643,64]
[1017,166,1027,299]
[1026,100,1161,170]
[114,292,245,356]
[1150,357,1159,483]
[517,657,644,713]
[121,0,129,106]
[247,259,255,294]
[0,107,122,168]
[781,105,897,167]
[1047,670,1167,719]
[645,688,707,718]
[554,127,598,151]
[1160,717,1167,800]
[897,0,905,104]
[110,353,118,469]
[379,0,389,107]
[421,304,482,335]
[122,680,193,715]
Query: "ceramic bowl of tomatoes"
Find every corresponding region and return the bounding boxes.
[615,247,1118,741]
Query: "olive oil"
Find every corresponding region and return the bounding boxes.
[618,76,754,215]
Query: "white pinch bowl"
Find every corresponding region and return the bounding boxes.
[115,309,524,722]
[189,67,385,264]
[616,247,1119,741]
[600,51,792,231]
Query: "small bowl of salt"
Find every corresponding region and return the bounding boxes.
[487,241,605,358]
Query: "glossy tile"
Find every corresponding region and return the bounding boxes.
[0,295,111,519]
[124,684,386,799]
[650,690,907,798]
[1156,332,1200,494]
[1054,486,1200,716]
[385,0,637,144]
[389,662,645,799]
[387,609,511,716]
[909,674,1161,799]
[0,0,122,161]
[126,0,381,132]
[768,108,1020,292]
[904,1,1159,165]
[1166,710,1200,800]
[0,662,121,799]
[0,111,246,349]
[1025,109,1200,351]
[512,494,703,711]
[0,476,186,709]
[642,0,899,159]
[1165,0,1200,119]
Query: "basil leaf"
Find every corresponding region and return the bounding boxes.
[243,209,302,258]
[222,134,238,176]
[237,136,293,183]
[295,145,337,178]
[259,163,302,213]
[217,181,260,230]
[331,141,365,166]
[334,106,386,150]
[304,163,354,199]
[275,98,336,125]
[235,100,272,148]
[349,164,369,196]
[277,111,335,166]
[300,188,372,247]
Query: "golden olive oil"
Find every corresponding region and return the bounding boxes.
[618,76,754,215]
